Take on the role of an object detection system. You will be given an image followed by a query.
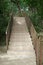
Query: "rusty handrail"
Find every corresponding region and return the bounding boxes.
[38,33,43,65]
[23,13,40,65]
[5,13,13,50]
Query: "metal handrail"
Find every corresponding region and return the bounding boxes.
[24,13,40,65]
[5,13,13,50]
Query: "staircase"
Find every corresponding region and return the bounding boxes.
[0,17,36,65]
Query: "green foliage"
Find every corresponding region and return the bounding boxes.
[29,11,43,32]
[23,0,43,32]
[0,0,43,45]
[0,0,13,45]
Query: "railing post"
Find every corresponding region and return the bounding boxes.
[39,37,42,65]
[39,44,42,65]
[6,32,8,50]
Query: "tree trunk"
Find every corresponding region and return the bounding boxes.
[16,1,21,14]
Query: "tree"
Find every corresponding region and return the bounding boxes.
[11,0,21,13]
[0,0,13,45]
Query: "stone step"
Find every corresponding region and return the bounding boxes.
[7,51,36,56]
[0,57,36,65]
[8,47,34,51]
[6,17,36,65]
[9,42,33,47]
[10,33,30,37]
[9,39,32,43]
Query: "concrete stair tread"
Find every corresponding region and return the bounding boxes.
[4,17,36,65]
